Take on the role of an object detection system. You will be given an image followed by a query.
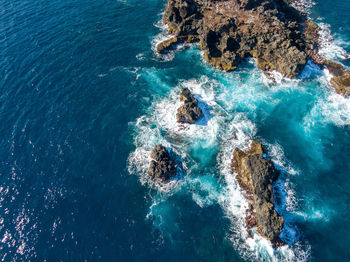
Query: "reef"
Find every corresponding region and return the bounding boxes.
[176,88,203,124]
[157,0,350,97]
[147,145,178,181]
[231,141,284,247]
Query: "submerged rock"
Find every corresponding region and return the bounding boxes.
[147,145,177,181]
[231,141,284,247]
[176,88,202,124]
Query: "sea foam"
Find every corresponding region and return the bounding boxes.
[128,68,312,260]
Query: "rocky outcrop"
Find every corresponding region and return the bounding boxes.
[176,88,202,124]
[158,0,315,77]
[321,60,350,97]
[295,21,350,96]
[231,141,284,247]
[158,0,350,97]
[156,35,198,53]
[148,145,177,181]
[330,71,350,97]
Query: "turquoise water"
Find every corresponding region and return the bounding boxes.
[0,0,349,261]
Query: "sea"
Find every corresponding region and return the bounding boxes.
[0,0,349,261]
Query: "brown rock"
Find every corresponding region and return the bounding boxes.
[330,70,350,97]
[147,145,177,181]
[158,0,349,96]
[179,87,195,102]
[317,60,350,97]
[324,60,345,76]
[159,0,313,77]
[231,141,284,247]
[156,35,199,53]
[176,88,202,124]
[156,37,180,53]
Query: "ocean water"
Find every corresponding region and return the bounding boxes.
[0,0,349,261]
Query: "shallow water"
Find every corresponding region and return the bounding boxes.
[0,0,349,261]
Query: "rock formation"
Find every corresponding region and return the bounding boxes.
[148,145,178,181]
[157,0,350,97]
[231,141,284,247]
[176,88,202,124]
[301,24,350,97]
[324,60,350,97]
[330,71,350,97]
[158,0,312,77]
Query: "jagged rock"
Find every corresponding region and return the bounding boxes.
[176,102,202,124]
[179,87,195,102]
[147,145,177,181]
[330,70,350,97]
[176,88,202,124]
[324,60,345,76]
[158,0,314,77]
[156,37,180,53]
[231,141,284,247]
[318,60,350,97]
[158,0,350,97]
[156,35,199,53]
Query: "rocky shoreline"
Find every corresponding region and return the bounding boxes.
[145,0,349,249]
[157,0,350,97]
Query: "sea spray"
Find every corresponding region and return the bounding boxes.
[129,3,350,257]
[128,68,313,260]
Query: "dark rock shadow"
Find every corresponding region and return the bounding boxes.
[164,146,186,181]
[268,158,301,246]
[193,94,213,126]
[296,59,323,80]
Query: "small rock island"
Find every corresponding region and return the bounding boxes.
[147,145,178,182]
[176,88,203,124]
[231,141,284,247]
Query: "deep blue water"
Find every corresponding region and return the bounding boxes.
[0,0,349,261]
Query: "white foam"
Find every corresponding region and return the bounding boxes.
[188,175,221,208]
[151,18,177,62]
[129,40,320,260]
[288,0,315,14]
[128,140,184,192]
[128,76,222,191]
[215,117,257,258]
[266,70,286,85]
[297,60,323,79]
[128,76,313,259]
[286,187,299,212]
[265,143,299,176]
[304,89,350,127]
[294,205,332,222]
[307,66,350,127]
[217,128,312,261]
[318,22,349,61]
[136,52,146,61]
